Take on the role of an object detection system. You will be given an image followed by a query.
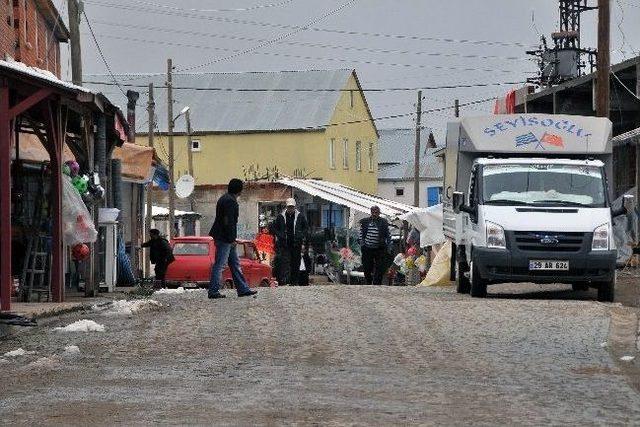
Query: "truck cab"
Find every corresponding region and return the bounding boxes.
[443,114,630,301]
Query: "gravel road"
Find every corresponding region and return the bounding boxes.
[1,284,639,426]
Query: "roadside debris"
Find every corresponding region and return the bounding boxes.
[4,348,35,357]
[620,355,636,362]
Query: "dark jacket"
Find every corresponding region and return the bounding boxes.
[359,216,391,249]
[273,210,309,249]
[142,237,174,265]
[209,192,239,243]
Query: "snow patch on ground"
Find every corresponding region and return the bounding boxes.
[54,319,105,332]
[4,348,35,357]
[620,355,635,362]
[105,299,163,316]
[62,345,81,357]
[155,287,186,295]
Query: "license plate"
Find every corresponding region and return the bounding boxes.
[529,260,569,271]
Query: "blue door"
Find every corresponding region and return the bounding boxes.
[427,187,442,207]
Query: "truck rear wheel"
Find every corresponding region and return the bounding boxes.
[469,262,487,298]
[456,259,470,294]
[596,275,615,303]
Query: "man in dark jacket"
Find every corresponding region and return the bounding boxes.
[207,178,258,299]
[273,198,309,285]
[141,229,175,288]
[359,206,391,286]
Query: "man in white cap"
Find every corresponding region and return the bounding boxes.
[273,197,309,285]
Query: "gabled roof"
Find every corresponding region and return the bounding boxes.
[126,69,371,134]
[378,147,444,181]
[377,128,434,166]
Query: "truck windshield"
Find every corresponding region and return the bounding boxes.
[482,164,606,207]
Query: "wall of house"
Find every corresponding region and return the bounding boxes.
[378,178,443,208]
[137,75,379,195]
[1,0,62,77]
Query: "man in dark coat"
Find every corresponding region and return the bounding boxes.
[273,198,309,285]
[359,206,391,286]
[207,178,258,299]
[141,229,175,288]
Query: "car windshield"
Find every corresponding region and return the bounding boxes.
[172,243,210,256]
[482,163,606,207]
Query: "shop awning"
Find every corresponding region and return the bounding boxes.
[278,178,416,220]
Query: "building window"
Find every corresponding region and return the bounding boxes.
[329,138,335,169]
[368,142,374,172]
[355,141,362,171]
[342,139,349,169]
[396,188,404,197]
[191,139,201,152]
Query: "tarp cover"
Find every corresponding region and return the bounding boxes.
[112,143,155,183]
[399,204,446,247]
[12,133,75,163]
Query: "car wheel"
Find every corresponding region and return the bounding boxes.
[596,274,615,303]
[455,258,471,294]
[469,261,487,298]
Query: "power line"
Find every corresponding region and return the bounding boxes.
[82,80,528,93]
[83,0,536,49]
[178,0,359,72]
[90,20,532,63]
[121,0,296,12]
[79,33,532,75]
[82,10,126,95]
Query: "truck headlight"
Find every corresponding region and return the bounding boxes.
[486,221,506,249]
[592,223,610,251]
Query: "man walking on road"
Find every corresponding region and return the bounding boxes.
[208,178,258,299]
[273,198,309,285]
[141,229,175,289]
[360,206,391,286]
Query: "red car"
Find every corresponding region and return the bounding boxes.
[165,236,274,288]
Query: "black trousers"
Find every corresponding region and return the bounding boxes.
[278,246,302,285]
[362,247,386,286]
[155,262,168,287]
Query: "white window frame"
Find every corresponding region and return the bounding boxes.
[368,142,374,172]
[342,138,349,169]
[191,139,201,152]
[355,141,362,171]
[329,138,336,169]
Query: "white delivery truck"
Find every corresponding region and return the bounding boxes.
[443,114,632,301]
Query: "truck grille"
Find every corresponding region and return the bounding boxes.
[512,231,586,253]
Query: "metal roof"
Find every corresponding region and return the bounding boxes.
[126,69,356,133]
[378,148,444,181]
[377,128,434,166]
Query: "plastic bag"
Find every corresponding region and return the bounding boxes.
[62,175,97,245]
[419,241,452,287]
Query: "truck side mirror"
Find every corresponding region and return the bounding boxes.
[452,191,465,214]
[612,194,634,218]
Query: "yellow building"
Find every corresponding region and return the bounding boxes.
[137,69,379,194]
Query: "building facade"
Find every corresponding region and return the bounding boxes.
[0,0,68,77]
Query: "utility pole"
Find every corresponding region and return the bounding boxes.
[67,0,82,85]
[596,0,610,117]
[167,59,176,239]
[454,99,460,118]
[413,90,422,207]
[185,109,195,212]
[145,83,155,276]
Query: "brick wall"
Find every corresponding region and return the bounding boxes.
[1,0,63,77]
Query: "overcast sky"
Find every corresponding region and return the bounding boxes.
[61,0,640,141]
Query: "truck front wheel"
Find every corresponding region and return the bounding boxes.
[596,274,615,303]
[469,261,487,298]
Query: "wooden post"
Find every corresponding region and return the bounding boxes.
[0,81,12,311]
[413,91,422,207]
[167,59,176,239]
[67,0,82,86]
[46,102,64,302]
[596,0,610,118]
[145,83,155,276]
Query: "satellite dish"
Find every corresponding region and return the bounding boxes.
[175,175,195,199]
